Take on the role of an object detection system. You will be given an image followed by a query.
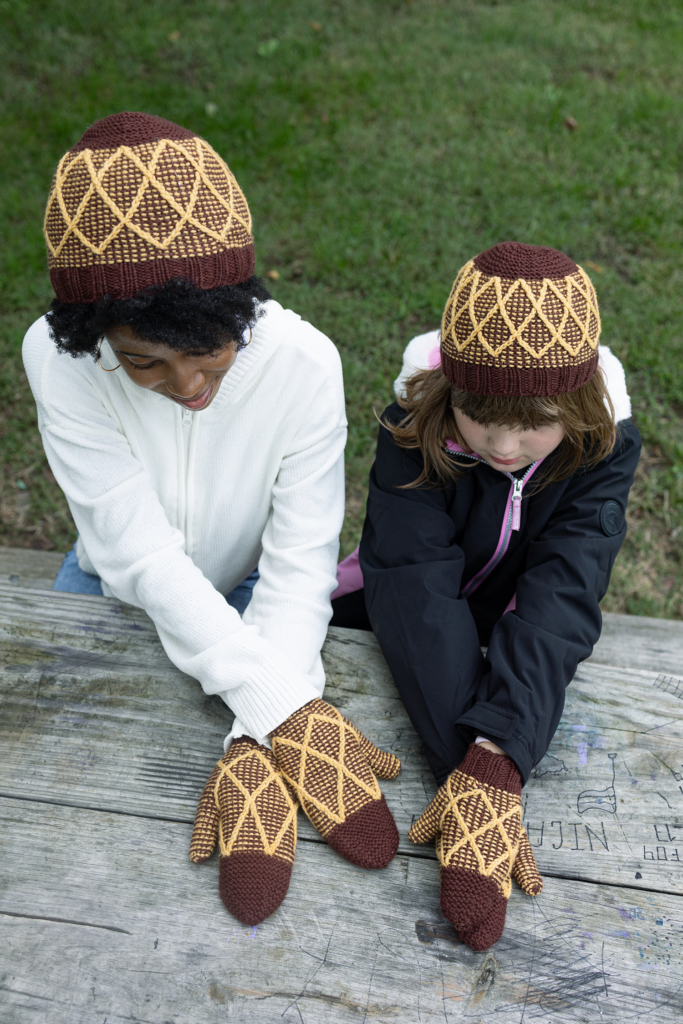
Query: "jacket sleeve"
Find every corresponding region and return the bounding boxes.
[472,420,641,781]
[361,406,641,785]
[359,408,486,782]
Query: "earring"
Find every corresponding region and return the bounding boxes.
[97,338,121,372]
[244,325,253,347]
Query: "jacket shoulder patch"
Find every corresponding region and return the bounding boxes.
[600,500,624,536]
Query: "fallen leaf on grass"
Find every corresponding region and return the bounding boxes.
[310,21,322,31]
[266,269,280,280]
[564,116,578,130]
[168,31,181,41]
[257,39,279,57]
[585,260,604,273]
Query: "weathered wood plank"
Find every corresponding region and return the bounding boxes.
[3,586,683,893]
[0,547,65,592]
[3,542,683,673]
[590,611,683,676]
[0,586,427,850]
[2,796,682,1024]
[523,661,683,893]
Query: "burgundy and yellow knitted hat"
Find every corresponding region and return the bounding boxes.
[43,112,254,303]
[440,241,601,396]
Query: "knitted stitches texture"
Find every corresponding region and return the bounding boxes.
[271,698,400,868]
[190,737,297,925]
[410,767,521,899]
[44,112,254,302]
[409,744,542,951]
[440,241,600,395]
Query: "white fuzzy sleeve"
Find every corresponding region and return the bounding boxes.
[598,345,632,423]
[394,330,441,399]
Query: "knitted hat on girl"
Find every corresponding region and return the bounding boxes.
[43,112,254,303]
[440,241,601,396]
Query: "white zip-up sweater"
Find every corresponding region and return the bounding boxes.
[23,300,347,743]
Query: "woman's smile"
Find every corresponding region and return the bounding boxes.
[164,379,217,410]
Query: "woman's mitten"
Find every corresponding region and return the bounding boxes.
[409,743,542,951]
[190,737,298,926]
[270,698,400,869]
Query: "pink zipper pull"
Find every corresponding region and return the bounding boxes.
[511,477,523,531]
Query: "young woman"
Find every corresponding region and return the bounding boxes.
[331,241,640,950]
[24,111,400,928]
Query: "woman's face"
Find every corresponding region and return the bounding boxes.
[105,325,239,411]
[453,407,566,472]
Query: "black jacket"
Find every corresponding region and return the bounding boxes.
[359,402,641,784]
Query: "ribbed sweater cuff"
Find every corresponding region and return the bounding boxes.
[457,742,522,796]
[218,667,320,741]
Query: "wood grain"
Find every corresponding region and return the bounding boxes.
[0,547,65,592]
[3,545,683,674]
[591,611,683,676]
[2,587,683,894]
[3,580,683,1022]
[2,796,682,1024]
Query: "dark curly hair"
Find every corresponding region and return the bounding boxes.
[45,276,272,358]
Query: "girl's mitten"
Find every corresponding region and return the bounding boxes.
[190,737,297,926]
[270,698,400,869]
[409,743,542,951]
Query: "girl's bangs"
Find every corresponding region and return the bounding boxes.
[384,366,616,490]
[451,389,562,431]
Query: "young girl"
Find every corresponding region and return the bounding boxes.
[24,112,400,929]
[331,241,640,950]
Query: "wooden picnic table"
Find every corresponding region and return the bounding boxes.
[1,546,683,1023]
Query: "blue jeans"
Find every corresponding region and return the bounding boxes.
[54,543,259,615]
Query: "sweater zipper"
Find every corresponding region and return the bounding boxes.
[445,443,544,598]
[181,407,193,546]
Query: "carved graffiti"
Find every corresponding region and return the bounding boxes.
[531,753,569,779]
[523,820,609,852]
[577,753,617,815]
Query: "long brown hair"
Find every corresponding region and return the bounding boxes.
[385,367,616,489]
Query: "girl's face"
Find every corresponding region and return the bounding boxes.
[453,407,566,472]
[105,325,238,411]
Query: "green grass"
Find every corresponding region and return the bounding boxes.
[1,0,682,617]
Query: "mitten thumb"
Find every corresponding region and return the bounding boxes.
[408,785,448,845]
[348,719,401,780]
[189,761,221,864]
[512,825,543,895]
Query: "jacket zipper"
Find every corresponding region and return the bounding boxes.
[445,441,544,597]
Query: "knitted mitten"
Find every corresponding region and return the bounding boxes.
[270,698,401,869]
[409,743,542,951]
[190,737,297,926]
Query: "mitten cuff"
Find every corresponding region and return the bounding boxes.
[457,742,522,796]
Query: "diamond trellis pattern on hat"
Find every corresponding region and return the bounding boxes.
[44,112,255,302]
[440,241,601,396]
